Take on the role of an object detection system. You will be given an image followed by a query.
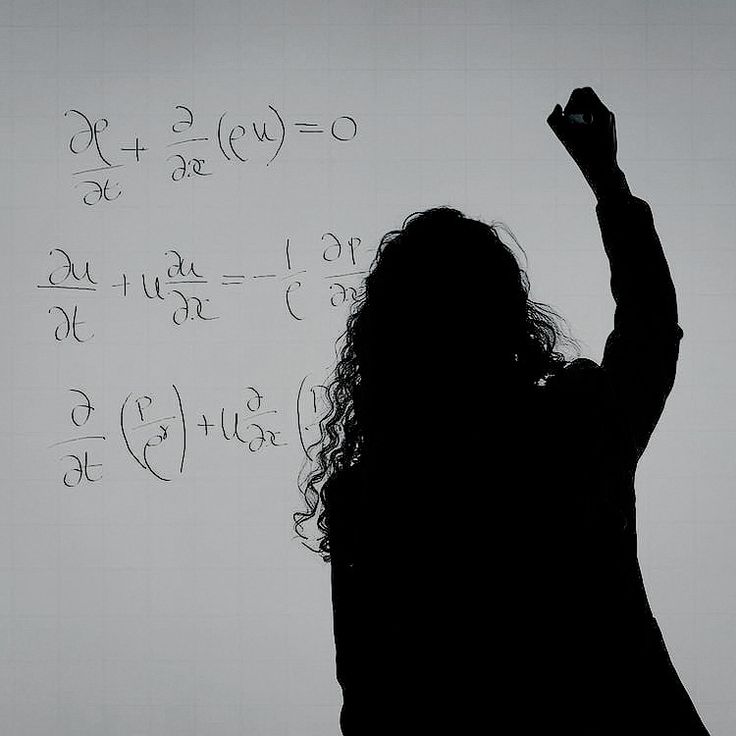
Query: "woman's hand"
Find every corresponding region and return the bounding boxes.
[547,87,629,200]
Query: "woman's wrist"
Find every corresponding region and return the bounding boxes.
[592,165,631,202]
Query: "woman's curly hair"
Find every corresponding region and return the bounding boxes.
[293,206,583,562]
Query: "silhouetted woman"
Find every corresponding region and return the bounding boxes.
[294,87,712,735]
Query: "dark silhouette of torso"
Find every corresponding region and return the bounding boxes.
[325,194,711,735]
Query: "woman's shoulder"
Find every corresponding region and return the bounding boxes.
[539,357,619,440]
[541,357,603,395]
[547,357,602,386]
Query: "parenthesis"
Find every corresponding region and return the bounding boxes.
[172,383,186,474]
[217,111,231,161]
[120,392,146,470]
[267,104,285,166]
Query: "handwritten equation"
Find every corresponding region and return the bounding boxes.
[37,232,369,341]
[49,377,329,487]
[65,104,358,206]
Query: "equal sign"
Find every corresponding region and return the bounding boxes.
[221,274,246,286]
[294,122,324,133]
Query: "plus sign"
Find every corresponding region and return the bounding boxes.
[120,137,148,162]
[197,414,214,437]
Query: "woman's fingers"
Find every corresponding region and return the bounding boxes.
[546,103,565,135]
[547,87,620,191]
[563,87,610,119]
[579,87,610,114]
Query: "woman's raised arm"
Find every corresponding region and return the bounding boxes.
[548,87,684,462]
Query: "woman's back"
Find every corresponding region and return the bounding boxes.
[326,362,703,734]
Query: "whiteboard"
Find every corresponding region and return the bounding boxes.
[2,1,735,734]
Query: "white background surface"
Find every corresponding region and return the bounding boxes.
[1,1,735,734]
